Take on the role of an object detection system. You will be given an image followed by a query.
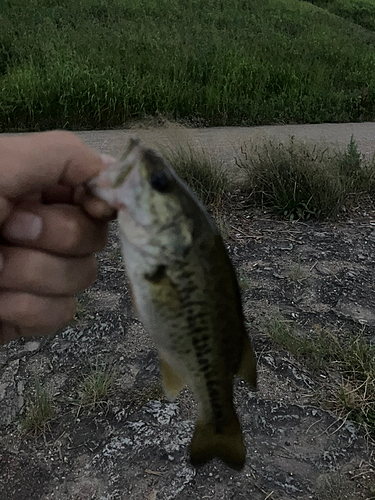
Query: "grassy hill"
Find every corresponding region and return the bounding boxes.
[307,0,375,31]
[1,0,375,131]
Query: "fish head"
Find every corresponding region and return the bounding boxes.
[90,138,197,260]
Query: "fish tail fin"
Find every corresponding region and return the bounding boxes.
[237,335,257,390]
[189,413,246,470]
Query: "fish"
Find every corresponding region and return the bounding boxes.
[89,138,257,469]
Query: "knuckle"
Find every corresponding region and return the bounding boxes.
[25,251,49,291]
[49,131,87,171]
[79,256,98,289]
[93,224,108,252]
[22,296,74,330]
[15,294,42,328]
[60,298,76,326]
[0,292,76,335]
[61,215,82,251]
[0,323,18,345]
[11,249,63,296]
[52,130,80,148]
[87,256,98,284]
[65,256,98,294]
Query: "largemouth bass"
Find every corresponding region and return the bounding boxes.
[90,139,256,469]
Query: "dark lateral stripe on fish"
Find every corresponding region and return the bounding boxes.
[175,260,189,270]
[187,330,228,428]
[180,286,198,296]
[186,311,207,320]
[191,332,210,342]
[177,271,195,280]
[180,300,205,308]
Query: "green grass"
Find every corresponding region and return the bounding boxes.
[316,472,355,500]
[236,136,375,220]
[21,381,53,435]
[163,137,374,220]
[212,212,231,240]
[164,145,228,209]
[74,293,89,321]
[268,319,375,434]
[288,259,306,281]
[1,0,375,130]
[128,383,164,410]
[237,271,252,290]
[77,362,116,410]
[268,319,339,369]
[307,0,375,32]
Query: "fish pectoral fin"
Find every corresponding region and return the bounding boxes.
[189,413,246,470]
[159,353,186,401]
[237,335,257,390]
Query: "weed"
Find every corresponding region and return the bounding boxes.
[237,137,375,220]
[367,485,375,500]
[366,156,375,197]
[288,257,305,281]
[108,246,123,263]
[237,271,252,291]
[267,319,337,368]
[316,472,354,500]
[129,383,164,410]
[77,362,116,410]
[164,146,228,209]
[74,295,87,321]
[268,319,375,434]
[21,381,53,435]
[339,135,362,178]
[212,211,230,240]
[334,337,375,431]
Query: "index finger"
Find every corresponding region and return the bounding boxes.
[0,131,106,199]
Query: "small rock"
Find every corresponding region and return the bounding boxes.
[0,359,24,426]
[278,242,293,251]
[24,341,40,352]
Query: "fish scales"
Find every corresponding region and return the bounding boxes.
[90,138,257,469]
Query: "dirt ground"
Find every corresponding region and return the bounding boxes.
[0,126,375,499]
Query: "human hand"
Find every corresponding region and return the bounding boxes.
[0,131,116,345]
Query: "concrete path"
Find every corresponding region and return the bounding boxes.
[74,122,375,165]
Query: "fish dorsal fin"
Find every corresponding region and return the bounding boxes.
[113,137,143,188]
[159,352,186,401]
[120,136,140,161]
[237,335,257,390]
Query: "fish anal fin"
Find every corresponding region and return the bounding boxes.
[237,335,257,390]
[189,413,246,470]
[159,353,186,401]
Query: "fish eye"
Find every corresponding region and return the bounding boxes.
[150,170,170,193]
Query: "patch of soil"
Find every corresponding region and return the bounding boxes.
[1,206,375,500]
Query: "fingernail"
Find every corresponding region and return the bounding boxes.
[4,212,43,241]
